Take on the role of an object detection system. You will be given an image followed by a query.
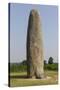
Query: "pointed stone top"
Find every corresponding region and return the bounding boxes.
[30,9,39,16]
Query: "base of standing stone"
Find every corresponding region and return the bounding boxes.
[27,74,44,79]
[27,76,51,80]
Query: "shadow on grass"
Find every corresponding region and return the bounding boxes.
[10,75,28,79]
[10,75,45,79]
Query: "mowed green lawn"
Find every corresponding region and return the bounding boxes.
[10,71,58,87]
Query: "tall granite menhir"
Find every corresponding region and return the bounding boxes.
[27,9,44,79]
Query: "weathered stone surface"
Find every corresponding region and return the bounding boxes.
[27,9,44,79]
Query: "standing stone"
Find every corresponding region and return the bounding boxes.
[27,9,44,79]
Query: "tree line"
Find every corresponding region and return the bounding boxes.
[10,57,58,72]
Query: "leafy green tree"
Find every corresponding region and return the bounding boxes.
[44,60,47,65]
[21,60,27,65]
[48,57,53,64]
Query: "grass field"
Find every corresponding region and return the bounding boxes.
[10,70,58,87]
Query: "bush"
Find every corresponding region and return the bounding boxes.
[44,63,58,71]
[10,63,27,72]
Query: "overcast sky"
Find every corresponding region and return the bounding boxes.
[10,3,58,63]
